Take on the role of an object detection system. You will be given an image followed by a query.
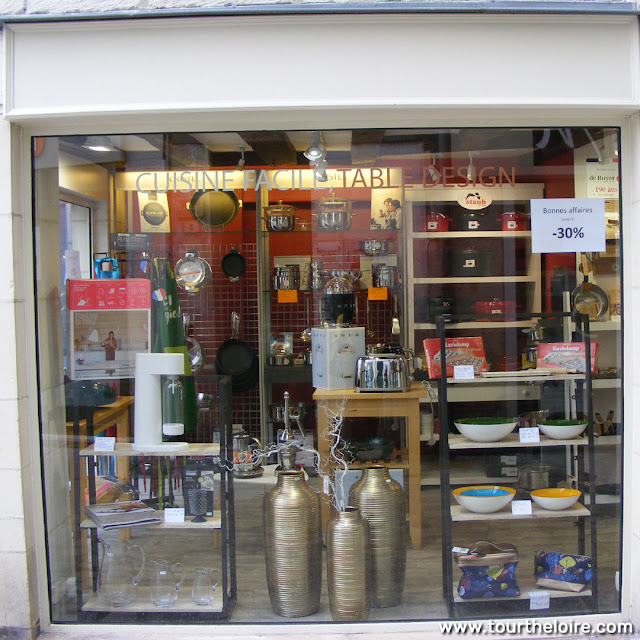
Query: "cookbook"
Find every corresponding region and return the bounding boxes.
[84,500,161,530]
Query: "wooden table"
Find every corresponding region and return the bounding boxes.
[313,383,424,549]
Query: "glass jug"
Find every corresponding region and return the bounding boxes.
[97,538,145,607]
[191,567,221,606]
[150,559,185,607]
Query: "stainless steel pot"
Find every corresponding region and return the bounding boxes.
[272,265,300,290]
[267,354,293,366]
[354,354,410,392]
[518,463,551,491]
[265,201,296,231]
[269,401,308,423]
[233,429,263,478]
[360,239,392,256]
[372,264,401,289]
[313,197,353,231]
[324,269,362,284]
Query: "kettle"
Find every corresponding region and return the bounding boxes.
[233,429,263,478]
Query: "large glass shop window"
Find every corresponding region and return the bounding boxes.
[34,128,623,624]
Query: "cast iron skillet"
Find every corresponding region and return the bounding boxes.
[188,190,239,229]
[221,245,246,282]
[215,312,254,378]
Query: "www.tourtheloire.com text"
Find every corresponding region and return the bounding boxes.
[439,620,634,635]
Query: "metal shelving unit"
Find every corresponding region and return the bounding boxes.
[436,311,598,617]
[69,375,237,622]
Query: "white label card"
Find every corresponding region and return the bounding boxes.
[529,590,550,610]
[94,437,115,452]
[164,508,185,523]
[511,500,533,515]
[451,547,469,554]
[519,427,540,443]
[453,365,475,380]
[530,198,605,254]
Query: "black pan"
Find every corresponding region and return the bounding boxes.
[231,353,259,393]
[221,245,246,282]
[188,190,239,229]
[215,312,254,377]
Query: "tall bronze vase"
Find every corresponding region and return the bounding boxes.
[263,469,322,617]
[327,506,371,621]
[349,464,406,608]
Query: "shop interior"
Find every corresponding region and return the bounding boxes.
[36,127,623,624]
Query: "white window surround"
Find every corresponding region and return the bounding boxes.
[2,12,639,639]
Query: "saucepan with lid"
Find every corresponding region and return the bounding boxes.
[264,200,296,232]
[313,196,353,231]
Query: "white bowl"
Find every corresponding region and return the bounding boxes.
[537,420,587,440]
[452,486,516,513]
[454,418,517,443]
[530,488,581,511]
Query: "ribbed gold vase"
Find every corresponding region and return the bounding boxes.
[327,506,371,621]
[348,465,406,608]
[263,469,322,617]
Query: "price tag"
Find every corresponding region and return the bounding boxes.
[519,427,540,443]
[531,198,605,254]
[501,455,517,465]
[277,290,298,303]
[368,287,388,301]
[529,590,550,610]
[94,437,115,452]
[453,365,475,380]
[451,546,469,554]
[164,508,185,524]
[511,500,533,516]
[323,476,330,495]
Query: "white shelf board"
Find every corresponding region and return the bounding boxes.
[80,443,221,457]
[421,463,519,487]
[449,433,587,450]
[418,384,541,403]
[450,502,590,522]
[81,511,222,530]
[573,320,621,332]
[594,435,621,446]
[592,378,621,389]
[416,320,532,330]
[412,231,531,239]
[82,585,223,613]
[420,433,439,443]
[447,373,585,384]
[453,578,591,603]
[415,276,537,285]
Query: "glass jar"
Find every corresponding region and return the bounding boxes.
[162,375,184,436]
[322,277,355,327]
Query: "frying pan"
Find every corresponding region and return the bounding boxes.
[215,312,254,377]
[221,245,246,282]
[571,254,609,320]
[188,190,240,229]
[183,314,205,374]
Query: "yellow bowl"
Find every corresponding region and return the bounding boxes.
[530,488,581,511]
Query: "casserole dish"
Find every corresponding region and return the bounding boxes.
[425,212,451,232]
[372,264,401,289]
[354,354,410,392]
[453,210,495,232]
[473,299,516,320]
[448,248,493,277]
[499,211,528,231]
[272,265,300,290]
[313,196,353,231]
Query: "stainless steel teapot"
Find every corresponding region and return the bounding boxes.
[232,428,263,478]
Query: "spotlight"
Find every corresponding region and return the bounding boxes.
[304,132,326,162]
[313,158,328,182]
[236,146,246,171]
[82,136,114,152]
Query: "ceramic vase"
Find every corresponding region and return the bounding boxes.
[263,469,322,617]
[349,464,406,607]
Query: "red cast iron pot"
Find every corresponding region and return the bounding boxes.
[499,212,529,231]
[474,299,517,321]
[425,212,450,232]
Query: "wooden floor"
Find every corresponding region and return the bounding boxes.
[123,481,622,623]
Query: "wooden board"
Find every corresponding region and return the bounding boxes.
[450,502,590,522]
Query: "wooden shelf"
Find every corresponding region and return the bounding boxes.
[80,511,222,530]
[452,577,592,603]
[415,276,537,284]
[82,586,223,613]
[416,320,533,330]
[447,373,585,385]
[413,231,531,239]
[592,378,621,389]
[449,433,587,450]
[79,443,221,457]
[451,502,590,522]
[572,320,621,332]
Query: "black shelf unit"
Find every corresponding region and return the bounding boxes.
[69,375,237,623]
[436,311,598,617]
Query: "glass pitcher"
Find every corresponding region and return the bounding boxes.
[191,567,221,606]
[97,538,145,607]
[150,559,185,607]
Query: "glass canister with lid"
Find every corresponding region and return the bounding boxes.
[322,277,355,326]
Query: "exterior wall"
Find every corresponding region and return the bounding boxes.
[0,9,638,639]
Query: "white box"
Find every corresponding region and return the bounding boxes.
[311,327,365,390]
